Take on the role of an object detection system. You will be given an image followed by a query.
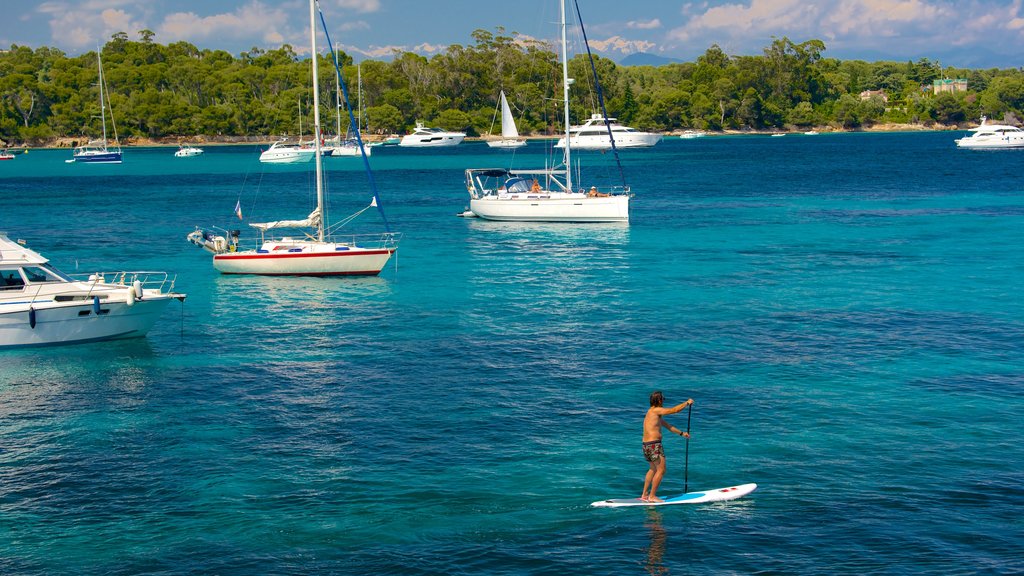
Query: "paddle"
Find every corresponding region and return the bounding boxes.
[684,403,692,493]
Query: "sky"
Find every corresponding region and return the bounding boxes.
[2,0,1024,68]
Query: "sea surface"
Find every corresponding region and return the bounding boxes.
[1,133,1022,575]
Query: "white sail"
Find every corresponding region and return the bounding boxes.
[499,91,519,139]
[249,208,321,232]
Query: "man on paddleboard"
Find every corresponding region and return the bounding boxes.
[641,392,693,502]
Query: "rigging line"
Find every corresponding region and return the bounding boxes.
[317,4,391,233]
[571,0,626,189]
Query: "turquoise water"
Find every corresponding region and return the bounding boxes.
[1,134,1022,574]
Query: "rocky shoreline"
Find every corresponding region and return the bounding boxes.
[8,122,962,149]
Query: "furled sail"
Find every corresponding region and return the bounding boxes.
[249,208,321,231]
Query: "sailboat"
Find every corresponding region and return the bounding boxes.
[463,0,630,222]
[486,91,526,149]
[326,62,371,157]
[70,51,122,164]
[186,0,399,276]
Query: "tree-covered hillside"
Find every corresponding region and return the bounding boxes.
[2,30,1023,145]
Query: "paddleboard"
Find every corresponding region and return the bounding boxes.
[591,483,757,508]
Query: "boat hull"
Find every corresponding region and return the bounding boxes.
[469,194,629,223]
[212,247,395,276]
[555,133,662,149]
[0,298,174,348]
[399,134,465,147]
[486,139,527,149]
[259,150,315,163]
[326,145,371,157]
[955,137,1024,149]
[72,151,123,163]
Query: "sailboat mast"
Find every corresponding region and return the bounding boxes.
[98,52,108,147]
[357,64,363,132]
[310,0,325,242]
[559,0,572,192]
[334,43,342,141]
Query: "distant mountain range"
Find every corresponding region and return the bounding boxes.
[618,53,685,67]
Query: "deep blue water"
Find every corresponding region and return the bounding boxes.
[1,133,1022,575]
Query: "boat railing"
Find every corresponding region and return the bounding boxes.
[68,271,179,294]
[322,231,402,250]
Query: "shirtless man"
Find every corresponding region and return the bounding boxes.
[641,392,693,502]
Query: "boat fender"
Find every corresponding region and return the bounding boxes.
[93,296,101,315]
[29,307,36,329]
[126,288,135,306]
[132,279,144,300]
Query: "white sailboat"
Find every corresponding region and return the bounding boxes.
[326,61,371,157]
[70,52,122,164]
[486,91,526,149]
[463,0,630,222]
[187,0,399,276]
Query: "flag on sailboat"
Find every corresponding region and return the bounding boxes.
[235,200,243,220]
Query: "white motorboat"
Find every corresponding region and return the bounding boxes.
[0,149,14,161]
[555,114,662,149]
[464,0,630,223]
[0,233,185,348]
[69,52,122,164]
[399,123,465,147]
[259,140,316,164]
[187,0,399,276]
[679,130,706,139]
[174,144,204,157]
[955,116,1024,149]
[485,91,526,149]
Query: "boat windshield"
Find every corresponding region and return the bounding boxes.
[23,265,69,283]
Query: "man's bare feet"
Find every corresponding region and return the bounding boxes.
[647,496,664,503]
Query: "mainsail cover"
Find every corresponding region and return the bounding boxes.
[499,91,519,139]
[249,208,321,231]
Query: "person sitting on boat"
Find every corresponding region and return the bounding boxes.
[588,186,609,198]
[531,179,542,192]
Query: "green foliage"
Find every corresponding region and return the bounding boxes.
[3,32,1024,146]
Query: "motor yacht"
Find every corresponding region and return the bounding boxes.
[0,233,185,347]
[955,117,1024,149]
[174,145,204,158]
[555,114,662,149]
[259,140,316,163]
[399,123,465,147]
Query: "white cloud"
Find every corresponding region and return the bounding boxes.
[662,0,1024,58]
[331,0,380,12]
[157,2,294,46]
[338,41,445,60]
[626,18,662,30]
[338,20,371,32]
[587,36,656,55]
[38,1,148,49]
